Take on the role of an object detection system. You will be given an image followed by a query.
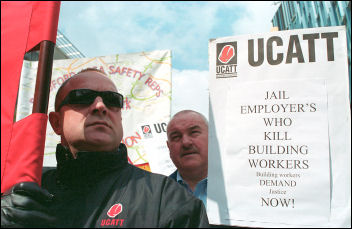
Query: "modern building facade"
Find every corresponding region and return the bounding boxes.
[24,29,85,61]
[271,1,351,96]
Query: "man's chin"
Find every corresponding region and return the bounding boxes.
[180,157,203,167]
[85,138,117,151]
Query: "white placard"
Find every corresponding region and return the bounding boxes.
[140,120,176,176]
[224,79,329,226]
[208,26,351,227]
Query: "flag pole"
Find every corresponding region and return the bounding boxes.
[32,40,55,114]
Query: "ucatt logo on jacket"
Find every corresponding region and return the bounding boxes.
[107,203,123,218]
[216,42,238,78]
[101,203,125,227]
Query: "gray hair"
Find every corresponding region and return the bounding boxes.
[168,110,208,133]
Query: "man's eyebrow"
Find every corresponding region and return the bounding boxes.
[189,125,201,131]
[168,131,180,137]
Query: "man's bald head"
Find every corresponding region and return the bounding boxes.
[167,110,208,133]
[54,68,114,111]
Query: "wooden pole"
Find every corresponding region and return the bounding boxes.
[32,40,55,114]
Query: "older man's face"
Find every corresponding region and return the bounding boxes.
[167,112,208,173]
[49,71,123,156]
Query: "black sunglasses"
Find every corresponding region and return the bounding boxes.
[57,89,124,111]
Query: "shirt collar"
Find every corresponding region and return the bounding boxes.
[176,171,208,187]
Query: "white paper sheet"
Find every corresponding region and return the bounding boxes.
[224,79,330,226]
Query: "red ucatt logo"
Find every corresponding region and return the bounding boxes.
[143,126,150,133]
[218,45,235,64]
[107,203,123,218]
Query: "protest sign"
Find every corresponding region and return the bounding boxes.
[140,119,176,175]
[208,26,351,227]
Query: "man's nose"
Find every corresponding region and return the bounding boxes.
[181,135,192,147]
[90,96,107,114]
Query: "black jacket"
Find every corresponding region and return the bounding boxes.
[42,143,209,228]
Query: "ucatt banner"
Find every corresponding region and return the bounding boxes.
[207,26,350,227]
[16,50,176,176]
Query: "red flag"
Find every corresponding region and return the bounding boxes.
[1,1,61,193]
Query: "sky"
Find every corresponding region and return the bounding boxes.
[58,1,280,118]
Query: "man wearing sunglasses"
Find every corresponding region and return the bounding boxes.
[1,68,209,228]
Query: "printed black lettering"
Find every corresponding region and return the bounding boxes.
[248,38,264,67]
[321,32,338,61]
[267,36,283,65]
[286,35,305,63]
[310,103,317,112]
[303,33,319,62]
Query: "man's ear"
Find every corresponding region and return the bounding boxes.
[49,111,62,135]
[166,140,172,156]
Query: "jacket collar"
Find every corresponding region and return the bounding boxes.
[55,143,128,188]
